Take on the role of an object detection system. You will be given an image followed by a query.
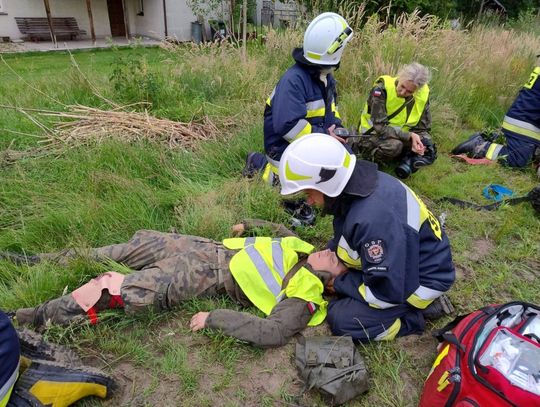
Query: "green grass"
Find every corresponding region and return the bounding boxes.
[1,11,539,406]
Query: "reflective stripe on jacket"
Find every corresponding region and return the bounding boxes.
[0,367,17,407]
[331,170,454,311]
[359,75,429,135]
[502,66,540,143]
[222,237,328,326]
[263,61,342,162]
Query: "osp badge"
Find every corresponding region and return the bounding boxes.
[363,239,385,264]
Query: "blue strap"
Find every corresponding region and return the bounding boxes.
[482,184,514,202]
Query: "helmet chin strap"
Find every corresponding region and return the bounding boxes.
[320,67,334,75]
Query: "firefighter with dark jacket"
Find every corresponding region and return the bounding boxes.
[242,12,353,184]
[0,310,114,407]
[279,134,455,342]
[351,62,437,179]
[452,56,540,174]
[0,311,19,407]
[6,220,347,348]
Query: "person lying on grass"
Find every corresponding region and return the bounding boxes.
[4,220,347,348]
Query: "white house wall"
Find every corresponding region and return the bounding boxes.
[125,0,199,42]
[0,0,111,40]
[162,0,196,42]
[125,0,165,40]
[0,0,281,43]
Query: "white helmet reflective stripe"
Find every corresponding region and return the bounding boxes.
[303,12,353,66]
[279,134,356,197]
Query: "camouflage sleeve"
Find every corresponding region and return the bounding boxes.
[241,219,297,238]
[410,99,432,140]
[205,297,312,348]
[368,82,410,142]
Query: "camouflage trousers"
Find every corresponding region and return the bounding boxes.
[16,230,235,326]
[350,135,410,161]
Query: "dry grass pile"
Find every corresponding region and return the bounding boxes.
[1,104,226,164]
[41,104,221,150]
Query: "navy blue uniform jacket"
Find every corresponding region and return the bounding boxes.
[263,48,343,162]
[327,162,455,309]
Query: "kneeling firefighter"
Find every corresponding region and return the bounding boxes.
[279,134,455,342]
[452,56,540,175]
[0,310,113,407]
[242,12,353,185]
[242,12,354,226]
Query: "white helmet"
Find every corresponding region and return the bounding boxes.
[303,12,353,66]
[279,134,356,197]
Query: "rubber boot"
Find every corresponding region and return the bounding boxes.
[0,251,41,266]
[283,200,316,227]
[452,133,490,158]
[421,295,455,321]
[241,152,267,178]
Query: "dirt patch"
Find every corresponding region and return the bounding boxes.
[455,264,474,280]
[251,346,295,393]
[397,333,437,368]
[396,333,438,404]
[79,326,311,406]
[111,361,171,407]
[516,260,540,283]
[468,238,495,262]
[515,268,539,283]
[243,345,303,399]
[66,314,434,406]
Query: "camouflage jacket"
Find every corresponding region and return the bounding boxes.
[366,78,432,142]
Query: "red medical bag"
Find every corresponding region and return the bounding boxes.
[419,302,540,407]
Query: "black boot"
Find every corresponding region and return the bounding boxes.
[533,147,540,180]
[451,133,490,158]
[410,142,437,171]
[242,152,271,178]
[0,251,40,266]
[528,185,540,213]
[283,200,316,227]
[241,152,261,178]
[395,154,416,179]
[421,295,455,321]
[395,140,437,179]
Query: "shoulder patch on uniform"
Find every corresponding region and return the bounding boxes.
[307,302,317,315]
[363,239,385,264]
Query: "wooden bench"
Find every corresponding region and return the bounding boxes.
[15,17,87,41]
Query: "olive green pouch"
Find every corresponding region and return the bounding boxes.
[295,335,369,405]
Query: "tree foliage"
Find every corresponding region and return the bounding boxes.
[296,0,539,20]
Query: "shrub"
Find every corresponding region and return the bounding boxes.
[109,55,163,108]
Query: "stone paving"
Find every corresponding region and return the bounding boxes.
[0,37,162,54]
